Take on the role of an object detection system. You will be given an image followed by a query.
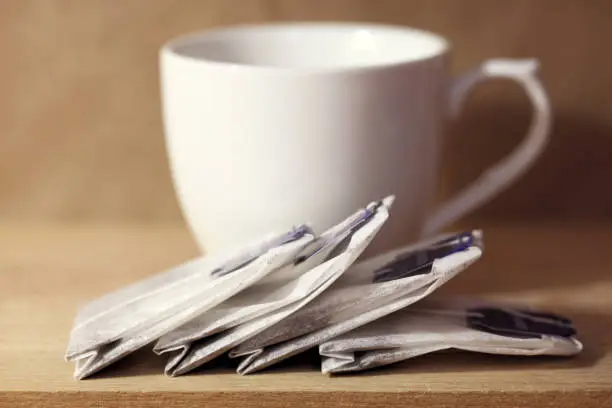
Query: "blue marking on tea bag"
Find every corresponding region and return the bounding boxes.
[372,231,477,283]
[466,307,577,339]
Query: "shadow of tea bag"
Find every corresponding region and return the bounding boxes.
[320,298,582,374]
[155,196,394,376]
[65,226,315,379]
[230,231,483,374]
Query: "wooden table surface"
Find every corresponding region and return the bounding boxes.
[1,222,611,407]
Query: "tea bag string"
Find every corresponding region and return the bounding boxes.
[294,201,382,265]
[212,224,313,277]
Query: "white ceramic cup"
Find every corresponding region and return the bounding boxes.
[160,22,551,254]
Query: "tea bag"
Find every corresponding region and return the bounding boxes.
[155,196,395,376]
[65,226,315,379]
[231,230,483,374]
[320,298,582,373]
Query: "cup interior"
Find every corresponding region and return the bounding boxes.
[164,22,448,70]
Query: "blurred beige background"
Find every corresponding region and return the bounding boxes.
[1,0,611,224]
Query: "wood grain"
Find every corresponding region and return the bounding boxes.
[1,0,611,222]
[1,222,611,407]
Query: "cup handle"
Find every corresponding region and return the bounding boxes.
[421,59,552,236]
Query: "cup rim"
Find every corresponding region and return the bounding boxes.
[161,21,451,74]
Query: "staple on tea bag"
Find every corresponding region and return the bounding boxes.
[65,226,315,379]
[155,196,395,376]
[319,298,582,374]
[230,230,483,375]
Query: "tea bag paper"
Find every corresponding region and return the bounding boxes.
[320,298,583,373]
[66,227,315,379]
[155,196,394,376]
[231,231,483,374]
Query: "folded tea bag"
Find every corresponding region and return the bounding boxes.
[155,196,394,376]
[320,298,583,373]
[230,230,483,374]
[65,226,315,379]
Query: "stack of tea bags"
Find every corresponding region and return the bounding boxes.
[152,197,393,376]
[66,194,581,379]
[66,196,393,379]
[65,224,315,379]
[228,230,483,374]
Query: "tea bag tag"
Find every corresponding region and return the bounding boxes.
[372,230,482,283]
[466,307,577,339]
